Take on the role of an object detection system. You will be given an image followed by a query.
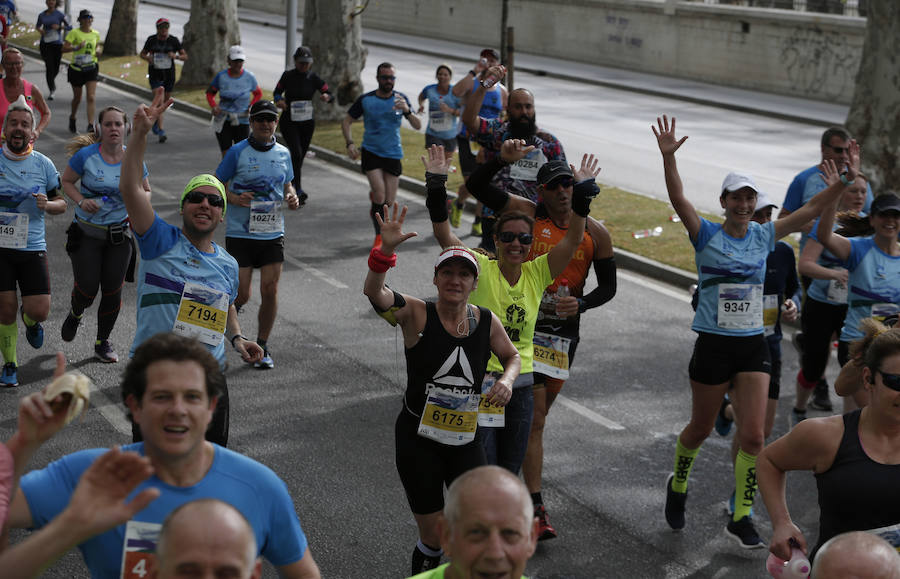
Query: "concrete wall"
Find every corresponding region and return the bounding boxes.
[242,0,865,104]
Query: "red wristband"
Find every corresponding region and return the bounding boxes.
[368,246,397,273]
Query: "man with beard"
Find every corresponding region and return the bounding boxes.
[462,65,564,251]
[0,95,66,387]
[119,89,262,445]
[342,62,421,248]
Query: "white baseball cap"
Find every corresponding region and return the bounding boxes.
[721,172,760,196]
[434,247,479,278]
[228,45,246,61]
[754,191,778,212]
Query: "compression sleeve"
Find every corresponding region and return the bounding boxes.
[250,86,263,106]
[465,157,509,212]
[425,172,449,222]
[572,178,600,218]
[579,256,616,313]
[205,90,217,109]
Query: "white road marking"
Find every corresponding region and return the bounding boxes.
[88,381,133,437]
[284,253,349,289]
[556,394,625,430]
[618,270,693,303]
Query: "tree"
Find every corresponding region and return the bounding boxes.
[845,0,900,192]
[178,0,240,87]
[103,0,138,57]
[302,0,367,122]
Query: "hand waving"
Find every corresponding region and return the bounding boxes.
[652,115,688,156]
[421,144,452,175]
[573,153,601,182]
[376,203,418,255]
[132,87,174,136]
[499,139,536,164]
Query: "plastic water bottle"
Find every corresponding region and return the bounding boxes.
[632,226,663,239]
[482,73,498,89]
[555,278,570,317]
[766,548,811,578]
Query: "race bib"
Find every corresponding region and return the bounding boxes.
[872,303,900,323]
[417,387,479,446]
[477,374,505,428]
[509,149,547,182]
[717,283,763,330]
[121,521,161,579]
[826,277,848,303]
[0,212,28,249]
[290,100,313,122]
[532,331,571,379]
[763,294,778,337]
[866,522,900,552]
[74,53,94,66]
[249,200,283,233]
[172,282,228,347]
[429,111,453,132]
[43,30,60,43]
[153,53,173,69]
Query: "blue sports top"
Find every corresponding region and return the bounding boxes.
[69,143,148,226]
[208,69,260,124]
[418,84,461,140]
[840,236,900,342]
[347,90,412,159]
[0,149,61,251]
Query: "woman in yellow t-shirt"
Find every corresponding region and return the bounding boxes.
[62,9,101,134]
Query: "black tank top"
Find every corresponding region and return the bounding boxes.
[814,410,900,555]
[403,302,492,417]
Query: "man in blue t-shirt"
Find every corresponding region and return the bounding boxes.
[341,62,422,247]
[5,333,320,578]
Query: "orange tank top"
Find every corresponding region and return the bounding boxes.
[528,215,594,297]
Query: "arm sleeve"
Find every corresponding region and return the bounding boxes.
[250,86,263,105]
[465,157,510,212]
[205,90,217,108]
[273,73,286,101]
[579,257,616,313]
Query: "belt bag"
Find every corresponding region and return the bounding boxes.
[76,218,131,245]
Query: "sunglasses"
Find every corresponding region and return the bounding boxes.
[829,145,848,155]
[878,370,900,392]
[378,75,396,80]
[545,177,573,190]
[497,231,533,245]
[184,190,224,208]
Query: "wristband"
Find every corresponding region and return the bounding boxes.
[346,140,354,147]
[403,111,412,118]
[840,172,855,186]
[230,334,246,348]
[77,198,84,207]
[368,246,397,273]
[469,70,477,77]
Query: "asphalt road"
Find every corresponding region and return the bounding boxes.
[0,60,843,577]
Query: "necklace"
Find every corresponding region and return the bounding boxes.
[455,305,476,336]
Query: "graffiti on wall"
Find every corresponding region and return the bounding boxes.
[780,27,859,101]
[606,14,643,49]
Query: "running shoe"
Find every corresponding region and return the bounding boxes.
[94,340,119,363]
[21,306,43,349]
[0,362,17,387]
[449,201,462,228]
[86,123,94,135]
[534,504,558,541]
[68,117,76,133]
[61,312,81,342]
[725,490,754,517]
[255,351,274,370]
[158,130,168,144]
[791,408,807,428]
[725,515,765,549]
[297,189,308,207]
[809,378,833,411]
[664,473,687,531]
[48,90,54,101]
[715,394,733,436]
[470,221,482,237]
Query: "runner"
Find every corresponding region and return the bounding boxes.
[35,0,70,101]
[60,105,150,363]
[119,88,263,445]
[0,48,51,139]
[417,64,461,163]
[653,115,851,548]
[62,10,100,134]
[215,99,301,370]
[363,203,520,574]
[274,46,333,197]
[0,96,65,387]
[206,45,262,157]
[140,17,186,143]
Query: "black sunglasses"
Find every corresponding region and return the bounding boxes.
[184,190,224,208]
[878,370,900,392]
[497,231,533,245]
[545,177,573,190]
[829,145,848,155]
[378,75,396,80]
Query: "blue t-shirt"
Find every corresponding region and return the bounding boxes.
[841,236,900,342]
[36,8,69,45]
[21,443,309,578]
[208,69,259,124]
[418,84,460,140]
[457,83,503,138]
[0,149,61,251]
[0,0,15,22]
[806,217,853,307]
[215,139,293,240]
[131,216,239,365]
[692,218,776,336]
[69,143,148,226]
[347,90,411,159]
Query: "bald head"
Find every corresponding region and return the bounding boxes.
[445,465,531,527]
[812,532,900,579]
[152,499,260,579]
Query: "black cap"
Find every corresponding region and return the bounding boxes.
[537,160,573,186]
[480,48,500,61]
[249,100,278,119]
[78,9,93,20]
[293,46,313,63]
[871,192,900,215]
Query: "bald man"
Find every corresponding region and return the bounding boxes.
[812,531,900,579]
[150,499,261,579]
[410,465,538,579]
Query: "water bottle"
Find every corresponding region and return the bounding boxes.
[482,73,498,89]
[632,226,663,239]
[766,548,810,578]
[555,278,570,317]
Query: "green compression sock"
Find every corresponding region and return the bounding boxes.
[672,437,700,494]
[21,311,36,327]
[733,449,758,521]
[0,322,17,364]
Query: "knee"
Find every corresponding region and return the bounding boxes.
[236,287,251,305]
[25,302,50,322]
[0,303,16,324]
[530,409,548,434]
[260,280,279,301]
[738,432,765,455]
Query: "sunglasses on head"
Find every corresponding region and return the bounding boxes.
[497,231,533,245]
[378,75,396,80]
[545,177,573,190]
[877,370,900,392]
[184,190,224,208]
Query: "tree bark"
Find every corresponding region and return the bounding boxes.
[302,0,367,122]
[179,0,241,88]
[845,0,900,192]
[103,0,138,57]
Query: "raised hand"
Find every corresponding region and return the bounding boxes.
[421,144,452,175]
[376,203,417,254]
[652,115,688,156]
[132,87,174,136]
[847,138,860,179]
[499,139,536,164]
[573,153,601,182]
[819,159,840,187]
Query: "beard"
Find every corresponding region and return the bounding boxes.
[508,113,536,139]
[6,131,29,153]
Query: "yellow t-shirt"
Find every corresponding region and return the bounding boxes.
[65,28,100,70]
[470,252,552,373]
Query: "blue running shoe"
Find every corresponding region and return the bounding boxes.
[0,362,17,387]
[21,306,43,349]
[715,394,733,436]
[254,351,274,370]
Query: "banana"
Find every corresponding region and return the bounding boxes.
[43,371,92,425]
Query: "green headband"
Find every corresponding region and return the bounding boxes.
[181,174,227,216]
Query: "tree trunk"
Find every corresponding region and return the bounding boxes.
[302,0,367,122]
[103,0,138,57]
[178,0,241,88]
[845,0,900,192]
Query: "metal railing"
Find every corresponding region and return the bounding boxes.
[693,0,866,16]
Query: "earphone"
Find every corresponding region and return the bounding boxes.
[94,106,131,141]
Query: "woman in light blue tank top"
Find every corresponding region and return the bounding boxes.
[653,115,857,547]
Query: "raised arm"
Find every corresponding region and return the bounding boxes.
[422,145,464,249]
[461,65,506,134]
[451,59,483,98]
[798,237,847,285]
[547,154,598,278]
[122,88,172,235]
[808,159,854,262]
[651,115,699,240]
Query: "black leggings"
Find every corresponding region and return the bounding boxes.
[279,118,315,190]
[799,296,848,383]
[39,42,63,93]
[67,231,132,341]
